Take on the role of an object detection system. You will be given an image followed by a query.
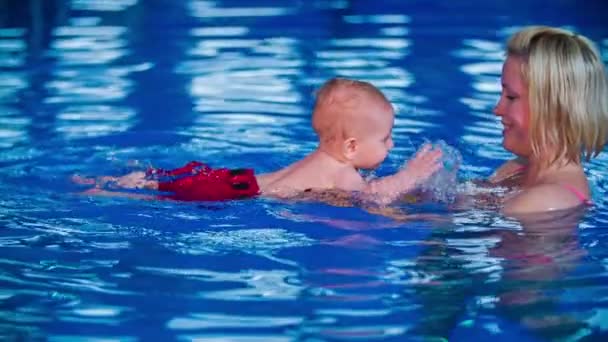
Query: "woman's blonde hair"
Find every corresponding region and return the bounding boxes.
[507,26,608,165]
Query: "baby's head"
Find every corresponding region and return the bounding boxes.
[312,78,395,169]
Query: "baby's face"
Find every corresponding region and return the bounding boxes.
[351,99,395,170]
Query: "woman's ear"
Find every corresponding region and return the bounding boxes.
[342,137,358,160]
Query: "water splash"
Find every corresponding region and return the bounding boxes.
[418,140,462,203]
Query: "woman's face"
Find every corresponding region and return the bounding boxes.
[494,55,532,157]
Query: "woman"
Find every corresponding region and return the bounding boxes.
[410,26,607,341]
[489,26,608,214]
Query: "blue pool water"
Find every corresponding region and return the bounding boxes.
[1,1,608,341]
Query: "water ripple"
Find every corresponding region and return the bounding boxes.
[167,313,303,330]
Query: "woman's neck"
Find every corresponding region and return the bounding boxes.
[522,156,580,186]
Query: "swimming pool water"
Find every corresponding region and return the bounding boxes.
[1,1,607,341]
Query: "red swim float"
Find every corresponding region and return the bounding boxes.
[147,161,259,201]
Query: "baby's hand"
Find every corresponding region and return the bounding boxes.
[401,143,443,184]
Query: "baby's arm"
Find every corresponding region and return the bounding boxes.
[364,144,443,204]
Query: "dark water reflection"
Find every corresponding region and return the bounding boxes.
[0,0,607,341]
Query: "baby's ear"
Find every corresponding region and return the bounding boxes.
[343,137,358,160]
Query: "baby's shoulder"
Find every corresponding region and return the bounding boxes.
[332,167,365,191]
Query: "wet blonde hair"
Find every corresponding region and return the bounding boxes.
[312,78,390,145]
[507,26,608,166]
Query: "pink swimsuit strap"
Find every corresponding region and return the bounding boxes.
[561,183,592,205]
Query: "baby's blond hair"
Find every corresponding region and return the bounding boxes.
[312,78,390,145]
[507,26,608,166]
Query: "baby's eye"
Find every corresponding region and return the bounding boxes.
[505,94,517,100]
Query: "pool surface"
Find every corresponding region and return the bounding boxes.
[1,0,608,341]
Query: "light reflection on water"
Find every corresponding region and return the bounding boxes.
[0,27,29,148]
[0,1,607,341]
[456,38,508,163]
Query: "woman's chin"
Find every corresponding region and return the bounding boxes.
[502,139,530,157]
[502,138,518,154]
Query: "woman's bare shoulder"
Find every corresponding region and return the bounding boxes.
[502,183,585,215]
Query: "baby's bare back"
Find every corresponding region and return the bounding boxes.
[257,150,363,197]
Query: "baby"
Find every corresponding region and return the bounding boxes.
[80,78,442,205]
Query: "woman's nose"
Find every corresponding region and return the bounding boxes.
[493,101,503,116]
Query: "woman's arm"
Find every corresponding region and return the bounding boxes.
[488,157,527,184]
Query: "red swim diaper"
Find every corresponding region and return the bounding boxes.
[147,161,260,201]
